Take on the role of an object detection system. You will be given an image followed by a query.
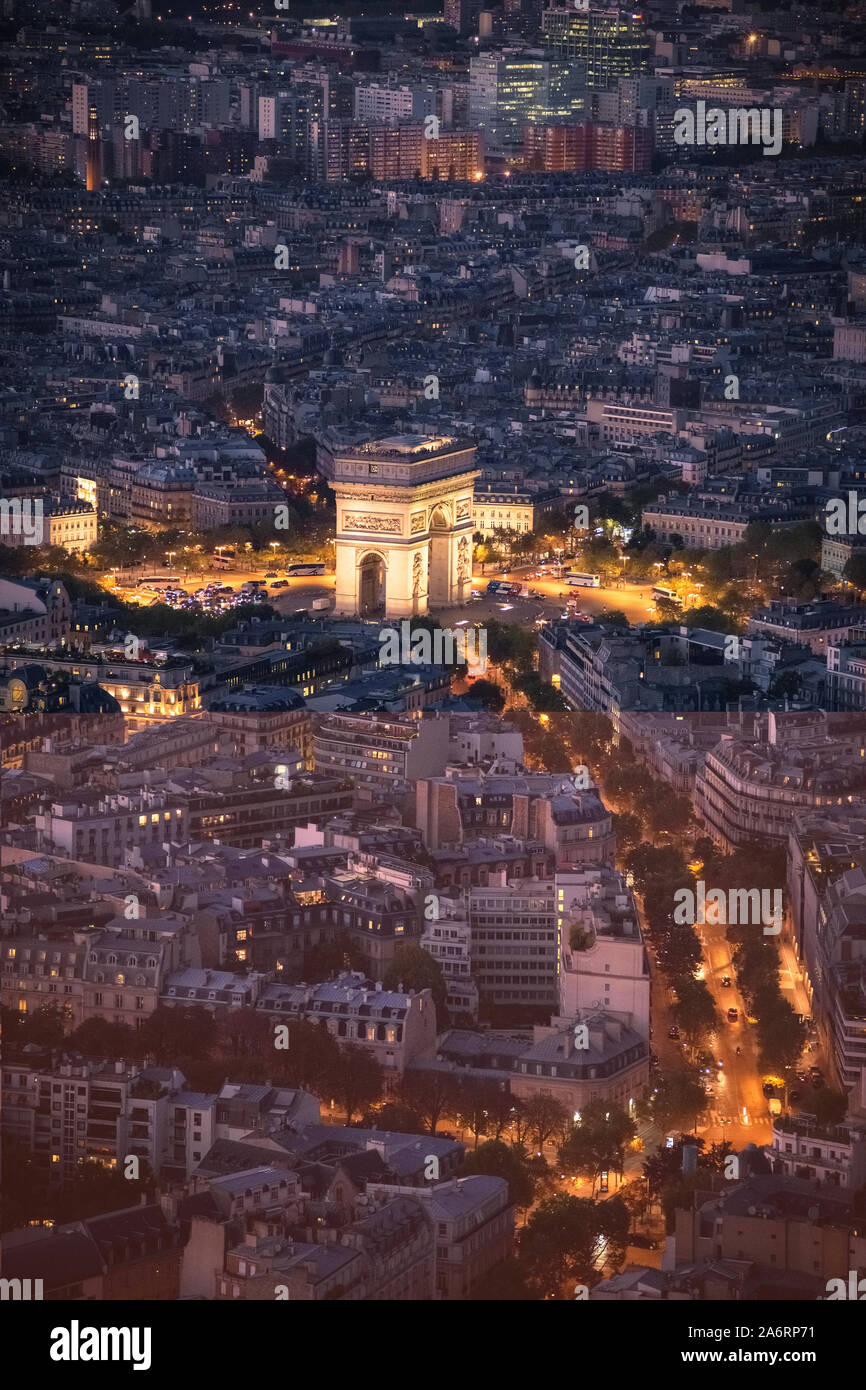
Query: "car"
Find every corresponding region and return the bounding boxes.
[811,1075,825,1089]
[789,1088,802,1103]
[716,1059,724,1069]
[667,1025,679,1039]
[808,1066,822,1077]
[721,975,732,987]
[264,572,278,578]
[272,580,288,588]
[763,1082,776,1098]
[727,1008,739,1022]
[628,1233,658,1250]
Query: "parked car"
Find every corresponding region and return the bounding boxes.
[727,1008,739,1022]
[721,975,732,987]
[628,1233,658,1250]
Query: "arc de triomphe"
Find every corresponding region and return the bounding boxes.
[321,434,479,619]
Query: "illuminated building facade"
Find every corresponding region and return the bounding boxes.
[542,7,649,91]
[324,433,479,618]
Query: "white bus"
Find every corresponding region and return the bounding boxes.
[652,584,679,603]
[566,572,601,587]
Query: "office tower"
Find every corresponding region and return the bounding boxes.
[469,48,586,146]
[320,120,371,182]
[85,106,102,191]
[503,0,543,40]
[542,7,649,91]
[524,119,652,171]
[72,79,117,137]
[444,0,483,37]
[422,129,484,180]
[354,82,438,125]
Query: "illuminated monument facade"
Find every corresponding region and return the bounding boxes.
[324,434,479,618]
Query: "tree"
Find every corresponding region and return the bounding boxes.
[141,1005,216,1066]
[360,1100,426,1133]
[844,550,866,593]
[303,933,366,982]
[638,1069,708,1133]
[466,678,505,711]
[673,976,717,1043]
[68,1016,144,1060]
[558,1101,637,1192]
[270,1018,340,1096]
[11,1002,71,1046]
[679,604,735,633]
[216,1010,272,1072]
[328,1044,384,1124]
[383,943,448,1023]
[462,1139,536,1208]
[643,789,692,840]
[523,1094,569,1151]
[757,997,806,1076]
[807,1088,848,1128]
[595,608,629,627]
[467,1257,537,1300]
[612,811,643,851]
[519,1194,629,1298]
[396,1069,458,1135]
[454,1078,507,1149]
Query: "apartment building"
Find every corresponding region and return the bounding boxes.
[205,690,311,763]
[472,483,560,535]
[556,867,650,1037]
[313,710,451,787]
[4,651,201,729]
[826,628,866,712]
[672,1175,866,1292]
[0,577,72,648]
[431,1012,648,1114]
[769,1116,866,1189]
[178,773,353,849]
[255,973,437,1074]
[367,1175,514,1300]
[695,713,866,850]
[421,895,478,1022]
[469,878,557,1010]
[0,1056,141,1183]
[416,768,615,866]
[35,791,187,867]
[748,600,866,657]
[0,1201,183,1301]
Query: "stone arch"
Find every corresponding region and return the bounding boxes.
[357,549,387,616]
[428,505,452,608]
